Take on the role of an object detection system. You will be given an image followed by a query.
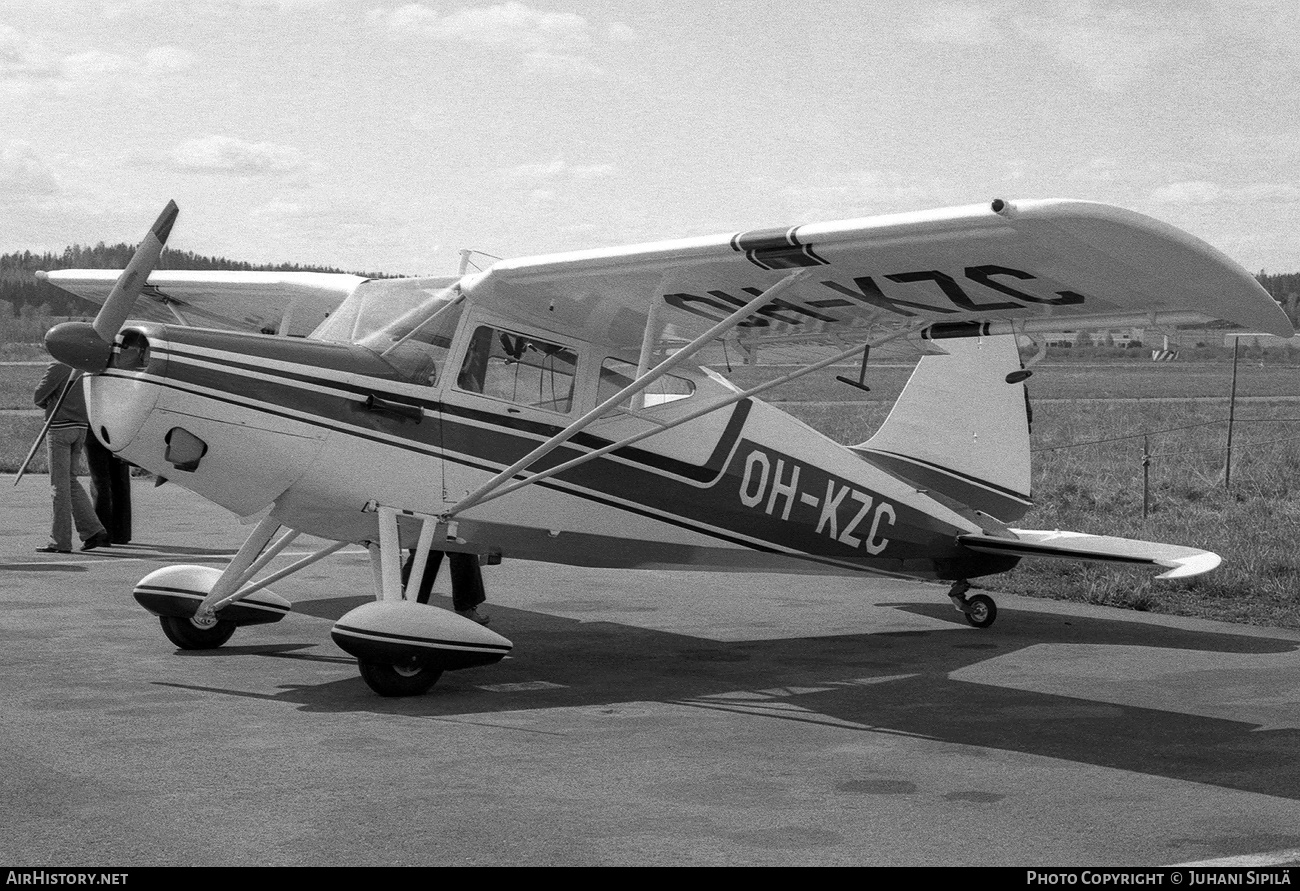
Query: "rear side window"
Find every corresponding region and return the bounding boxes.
[457,326,578,413]
[599,358,695,408]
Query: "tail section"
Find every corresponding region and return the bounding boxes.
[853,334,1033,522]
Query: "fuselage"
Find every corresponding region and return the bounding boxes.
[85,317,1015,582]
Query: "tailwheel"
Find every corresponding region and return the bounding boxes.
[159,614,237,649]
[358,657,444,697]
[964,593,997,629]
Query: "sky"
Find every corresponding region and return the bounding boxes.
[2,0,1298,276]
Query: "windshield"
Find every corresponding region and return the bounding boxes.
[311,276,458,345]
[311,277,466,385]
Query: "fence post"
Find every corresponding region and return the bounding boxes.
[1225,336,1239,490]
[1142,435,1151,518]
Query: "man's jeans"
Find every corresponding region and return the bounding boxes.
[46,426,106,551]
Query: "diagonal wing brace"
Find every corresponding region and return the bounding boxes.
[451,324,926,513]
[442,269,813,520]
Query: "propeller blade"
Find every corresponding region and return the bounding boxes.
[13,372,81,487]
[45,200,179,374]
[95,200,178,340]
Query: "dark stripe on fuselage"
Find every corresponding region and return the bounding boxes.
[132,327,999,576]
[117,346,802,559]
[851,448,1033,523]
[133,355,813,558]
[156,337,751,484]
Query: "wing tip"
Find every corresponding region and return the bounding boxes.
[1154,551,1222,580]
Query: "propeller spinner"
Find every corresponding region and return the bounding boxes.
[45,200,178,373]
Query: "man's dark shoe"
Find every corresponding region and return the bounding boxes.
[456,608,490,626]
[80,532,112,551]
[36,546,71,554]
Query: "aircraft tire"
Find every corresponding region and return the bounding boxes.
[159,614,237,649]
[358,659,443,697]
[964,594,997,629]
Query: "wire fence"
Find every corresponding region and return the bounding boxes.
[1030,407,1300,514]
[1034,417,1300,458]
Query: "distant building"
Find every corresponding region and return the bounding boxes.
[1041,327,1145,348]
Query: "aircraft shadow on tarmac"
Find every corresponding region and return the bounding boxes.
[149,592,1300,802]
[92,543,240,560]
[0,544,241,572]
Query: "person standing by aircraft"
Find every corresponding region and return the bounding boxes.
[34,362,110,553]
[85,434,133,544]
[402,550,490,625]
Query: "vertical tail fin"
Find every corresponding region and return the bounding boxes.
[852,334,1033,522]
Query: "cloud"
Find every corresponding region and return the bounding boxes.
[172,135,306,175]
[368,2,633,74]
[0,24,60,80]
[1,24,193,95]
[1150,181,1224,204]
[774,169,959,222]
[1030,8,1188,92]
[0,140,63,204]
[1150,180,1300,205]
[104,0,339,14]
[142,46,195,74]
[372,2,591,47]
[249,199,306,219]
[905,1,1202,92]
[900,1,1004,45]
[523,50,606,77]
[605,22,637,43]
[504,158,617,181]
[61,45,194,81]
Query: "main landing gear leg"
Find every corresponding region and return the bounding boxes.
[333,504,512,697]
[947,579,997,629]
[163,515,283,649]
[357,507,445,696]
[139,515,337,651]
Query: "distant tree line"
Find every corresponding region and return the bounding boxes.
[1257,271,1300,326]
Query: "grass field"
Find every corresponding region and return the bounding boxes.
[4,347,1299,628]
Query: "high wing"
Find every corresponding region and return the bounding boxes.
[463,198,1293,352]
[37,269,368,337]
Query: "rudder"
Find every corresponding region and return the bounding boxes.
[852,334,1033,522]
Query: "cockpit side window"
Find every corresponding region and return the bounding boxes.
[456,325,578,413]
[599,358,695,408]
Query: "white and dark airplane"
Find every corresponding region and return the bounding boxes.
[36,198,1293,696]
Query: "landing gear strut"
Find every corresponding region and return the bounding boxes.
[331,504,511,697]
[135,507,510,698]
[948,579,997,629]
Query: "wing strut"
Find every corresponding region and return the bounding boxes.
[189,516,348,622]
[443,323,925,514]
[441,269,815,520]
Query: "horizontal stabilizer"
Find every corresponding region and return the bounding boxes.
[958,529,1221,579]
